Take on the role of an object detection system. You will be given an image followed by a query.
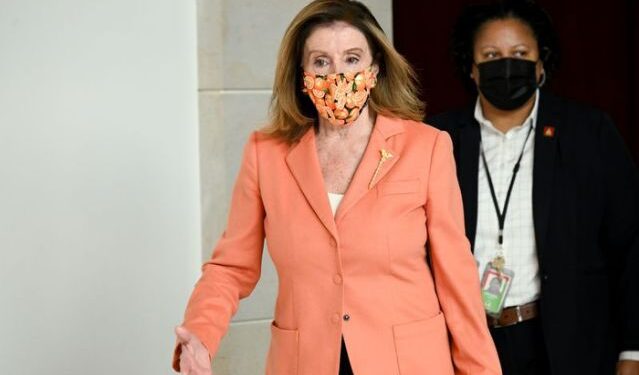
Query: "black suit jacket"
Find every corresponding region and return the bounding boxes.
[428,92,639,375]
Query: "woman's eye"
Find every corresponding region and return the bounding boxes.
[313,58,329,67]
[484,51,498,59]
[346,56,360,64]
[513,50,528,57]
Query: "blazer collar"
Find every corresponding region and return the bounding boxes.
[532,92,560,261]
[285,115,405,240]
[457,108,481,249]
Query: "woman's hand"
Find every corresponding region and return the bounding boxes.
[175,326,212,375]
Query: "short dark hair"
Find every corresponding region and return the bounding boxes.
[451,0,560,89]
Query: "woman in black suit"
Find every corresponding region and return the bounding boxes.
[428,2,639,375]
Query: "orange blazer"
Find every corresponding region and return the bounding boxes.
[174,115,501,375]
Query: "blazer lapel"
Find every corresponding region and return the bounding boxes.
[286,129,339,240]
[451,105,480,250]
[457,110,481,250]
[335,115,404,222]
[532,93,559,261]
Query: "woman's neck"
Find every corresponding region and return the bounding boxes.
[317,107,375,141]
[479,93,536,134]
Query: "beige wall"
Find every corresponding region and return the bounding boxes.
[197,1,393,373]
[0,1,199,374]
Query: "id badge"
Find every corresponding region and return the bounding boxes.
[480,263,515,317]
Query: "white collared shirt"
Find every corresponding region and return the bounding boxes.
[328,192,344,217]
[474,90,540,308]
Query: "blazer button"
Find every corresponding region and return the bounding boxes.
[332,314,341,324]
[343,314,350,321]
[333,274,343,284]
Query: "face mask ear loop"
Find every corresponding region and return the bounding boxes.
[537,54,547,88]
[538,71,547,88]
[470,61,478,79]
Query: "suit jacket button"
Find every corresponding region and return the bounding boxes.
[333,274,343,284]
[343,314,350,321]
[332,314,341,323]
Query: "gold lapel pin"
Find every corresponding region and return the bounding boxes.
[369,149,393,189]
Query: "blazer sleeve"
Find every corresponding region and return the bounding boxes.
[172,132,265,371]
[425,130,501,375]
[598,114,639,352]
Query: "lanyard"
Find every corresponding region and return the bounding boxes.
[479,120,534,248]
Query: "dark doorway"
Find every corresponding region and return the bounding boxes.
[392,0,639,163]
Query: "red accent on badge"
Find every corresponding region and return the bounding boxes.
[543,126,555,138]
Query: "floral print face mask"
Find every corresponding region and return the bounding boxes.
[302,66,377,126]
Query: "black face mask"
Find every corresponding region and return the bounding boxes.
[477,58,539,110]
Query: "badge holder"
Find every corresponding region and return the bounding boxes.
[480,252,515,318]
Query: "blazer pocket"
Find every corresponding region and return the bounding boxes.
[393,312,454,375]
[265,321,299,375]
[379,179,420,196]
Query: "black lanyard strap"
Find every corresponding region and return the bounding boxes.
[480,121,534,246]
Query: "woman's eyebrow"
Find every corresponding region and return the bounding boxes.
[307,49,328,55]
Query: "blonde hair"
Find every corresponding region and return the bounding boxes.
[263,0,425,143]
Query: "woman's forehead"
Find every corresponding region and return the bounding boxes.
[474,18,537,49]
[304,21,370,54]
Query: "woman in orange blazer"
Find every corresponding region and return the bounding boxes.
[173,1,500,374]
